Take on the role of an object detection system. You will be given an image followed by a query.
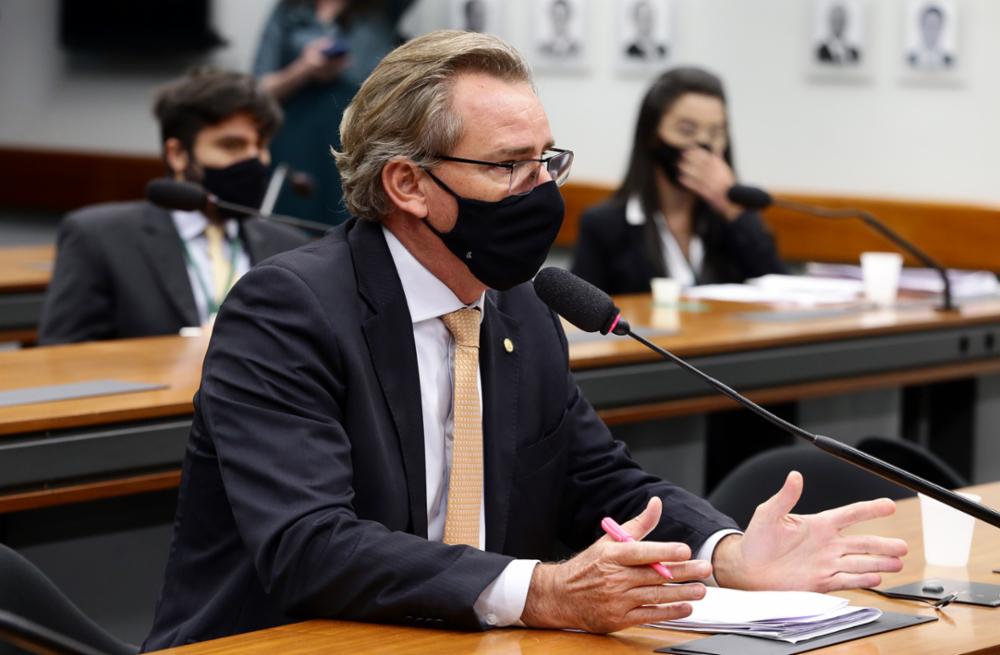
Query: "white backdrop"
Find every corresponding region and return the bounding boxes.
[1,0,998,203]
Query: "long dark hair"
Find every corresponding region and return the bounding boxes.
[614,67,735,277]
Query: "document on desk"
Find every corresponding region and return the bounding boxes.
[647,587,881,644]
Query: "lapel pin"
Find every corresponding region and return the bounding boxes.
[503,338,514,353]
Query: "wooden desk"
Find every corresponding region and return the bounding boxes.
[0,245,53,342]
[151,483,1000,654]
[3,296,1000,511]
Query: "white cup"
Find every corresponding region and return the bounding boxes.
[651,277,682,306]
[860,252,903,307]
[919,492,980,567]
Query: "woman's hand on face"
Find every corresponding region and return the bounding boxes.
[677,148,744,221]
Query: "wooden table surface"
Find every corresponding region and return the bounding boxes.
[0,245,53,293]
[152,483,1000,654]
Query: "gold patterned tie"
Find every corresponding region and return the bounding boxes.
[205,223,231,305]
[440,307,483,548]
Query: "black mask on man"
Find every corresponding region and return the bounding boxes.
[198,157,270,217]
[425,173,565,291]
[651,139,714,186]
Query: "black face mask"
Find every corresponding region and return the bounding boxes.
[651,139,714,186]
[198,157,270,217]
[425,173,565,291]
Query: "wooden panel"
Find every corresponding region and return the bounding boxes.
[0,147,161,212]
[0,470,181,514]
[151,484,1000,654]
[557,181,1000,272]
[0,245,54,293]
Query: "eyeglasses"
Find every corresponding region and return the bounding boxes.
[432,148,574,197]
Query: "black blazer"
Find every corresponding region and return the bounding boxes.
[142,218,737,649]
[571,199,785,296]
[38,201,309,344]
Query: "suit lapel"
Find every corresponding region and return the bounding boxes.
[241,219,266,264]
[480,291,520,553]
[349,220,428,538]
[138,203,200,327]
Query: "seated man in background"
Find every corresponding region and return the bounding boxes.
[143,31,906,649]
[38,68,309,345]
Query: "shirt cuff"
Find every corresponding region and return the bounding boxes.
[693,529,743,587]
[473,559,540,628]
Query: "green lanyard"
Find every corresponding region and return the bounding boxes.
[180,234,242,319]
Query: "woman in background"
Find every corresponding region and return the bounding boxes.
[253,0,413,224]
[571,66,784,295]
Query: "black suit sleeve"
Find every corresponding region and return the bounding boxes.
[542,310,739,551]
[570,209,613,293]
[38,212,114,345]
[720,210,786,280]
[199,263,512,628]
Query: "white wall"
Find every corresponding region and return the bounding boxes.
[1,0,998,203]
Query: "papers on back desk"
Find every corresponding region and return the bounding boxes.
[647,587,882,644]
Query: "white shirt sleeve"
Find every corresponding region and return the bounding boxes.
[694,529,743,587]
[473,559,540,627]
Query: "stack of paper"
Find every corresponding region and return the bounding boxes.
[684,275,862,306]
[648,587,882,644]
[806,263,1000,298]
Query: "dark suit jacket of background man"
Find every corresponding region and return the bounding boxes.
[38,201,309,344]
[141,217,738,649]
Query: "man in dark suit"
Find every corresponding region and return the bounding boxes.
[38,69,308,344]
[143,31,907,649]
[816,2,861,65]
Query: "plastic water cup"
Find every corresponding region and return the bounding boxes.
[651,277,682,306]
[919,492,980,567]
[861,252,903,307]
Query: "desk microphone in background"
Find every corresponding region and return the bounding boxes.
[145,178,331,235]
[260,163,316,217]
[727,184,956,312]
[532,266,1000,529]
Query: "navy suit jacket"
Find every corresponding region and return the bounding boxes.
[38,201,309,344]
[142,217,737,649]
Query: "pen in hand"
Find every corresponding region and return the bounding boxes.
[601,516,674,580]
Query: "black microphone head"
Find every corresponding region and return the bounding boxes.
[533,267,626,335]
[727,184,774,211]
[145,178,209,213]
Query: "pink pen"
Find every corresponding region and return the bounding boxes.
[601,516,674,580]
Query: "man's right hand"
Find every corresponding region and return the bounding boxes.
[520,497,711,633]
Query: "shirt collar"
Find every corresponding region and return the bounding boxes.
[382,226,485,324]
[625,195,646,226]
[171,210,240,242]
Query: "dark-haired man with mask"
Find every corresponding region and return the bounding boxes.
[144,32,907,649]
[38,69,308,344]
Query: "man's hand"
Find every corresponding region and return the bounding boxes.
[677,148,743,221]
[520,497,712,633]
[713,471,908,592]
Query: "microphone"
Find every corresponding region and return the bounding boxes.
[533,266,1000,529]
[145,179,331,234]
[727,184,955,312]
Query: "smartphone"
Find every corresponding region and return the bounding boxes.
[322,39,350,59]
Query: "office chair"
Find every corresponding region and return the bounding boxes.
[856,436,968,490]
[707,445,911,529]
[0,544,135,655]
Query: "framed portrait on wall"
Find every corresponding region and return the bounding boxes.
[532,0,588,72]
[616,0,672,73]
[904,0,959,71]
[808,0,871,82]
[449,0,503,36]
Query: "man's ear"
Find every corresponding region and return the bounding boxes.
[382,158,430,219]
[164,138,189,180]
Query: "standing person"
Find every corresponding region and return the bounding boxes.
[253,0,414,225]
[143,31,905,649]
[571,67,784,296]
[38,69,308,345]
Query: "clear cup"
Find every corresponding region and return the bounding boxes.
[861,252,903,307]
[919,492,980,567]
[651,277,681,306]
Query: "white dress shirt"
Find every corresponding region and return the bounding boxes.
[171,210,251,325]
[383,226,737,628]
[626,196,704,287]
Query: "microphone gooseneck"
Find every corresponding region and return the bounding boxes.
[534,267,1000,529]
[728,184,956,312]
